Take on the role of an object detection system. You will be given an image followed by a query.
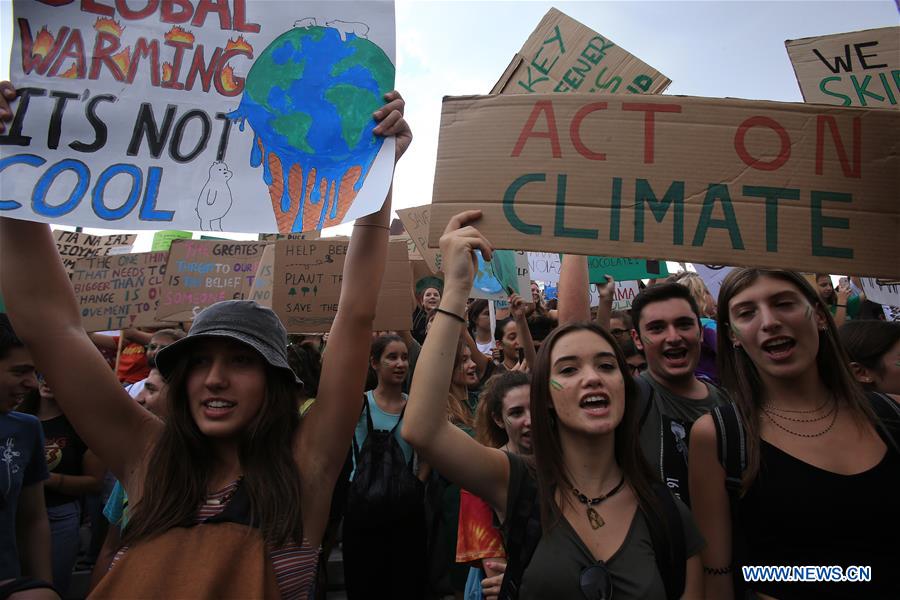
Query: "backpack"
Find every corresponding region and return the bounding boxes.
[344,396,424,528]
[497,460,686,600]
[710,391,900,594]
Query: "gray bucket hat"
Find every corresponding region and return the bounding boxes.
[155,300,302,385]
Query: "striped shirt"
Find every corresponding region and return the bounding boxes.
[113,480,319,599]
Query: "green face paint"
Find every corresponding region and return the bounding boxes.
[640,335,653,346]
[804,304,813,320]
[729,321,742,341]
[549,379,563,391]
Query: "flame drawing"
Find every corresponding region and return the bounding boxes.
[219,65,239,92]
[162,62,173,82]
[60,64,79,78]
[165,26,195,44]
[225,35,253,54]
[31,27,55,58]
[112,48,130,74]
[93,17,124,37]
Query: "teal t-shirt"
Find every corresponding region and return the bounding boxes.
[350,391,413,480]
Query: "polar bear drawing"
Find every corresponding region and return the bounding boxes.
[325,20,369,41]
[294,17,317,28]
[196,161,233,232]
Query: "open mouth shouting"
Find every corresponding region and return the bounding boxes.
[580,393,611,417]
[202,397,238,418]
[761,336,796,361]
[661,346,689,366]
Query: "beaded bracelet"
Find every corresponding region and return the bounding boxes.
[353,223,390,230]
[703,565,732,575]
[434,307,465,323]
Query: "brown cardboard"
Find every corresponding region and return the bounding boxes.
[157,240,268,322]
[491,8,671,96]
[72,251,170,332]
[786,27,899,108]
[239,244,276,308]
[272,240,412,333]
[53,230,137,275]
[397,206,442,273]
[428,93,899,278]
[391,234,423,262]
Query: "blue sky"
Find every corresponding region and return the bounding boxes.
[1,0,897,249]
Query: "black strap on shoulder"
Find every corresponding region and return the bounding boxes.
[867,391,900,455]
[636,374,656,431]
[498,460,542,600]
[710,402,747,594]
[644,484,686,600]
[351,395,369,464]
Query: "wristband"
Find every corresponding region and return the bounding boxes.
[703,565,732,575]
[434,307,465,323]
[836,304,847,308]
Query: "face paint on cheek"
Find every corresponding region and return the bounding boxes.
[550,379,564,391]
[804,304,813,321]
[729,321,742,341]
[640,336,653,347]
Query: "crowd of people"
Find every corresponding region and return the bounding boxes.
[1,80,898,600]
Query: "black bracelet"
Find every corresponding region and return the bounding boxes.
[836,304,847,308]
[703,565,732,575]
[434,307,465,323]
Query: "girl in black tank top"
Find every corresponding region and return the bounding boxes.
[689,269,900,600]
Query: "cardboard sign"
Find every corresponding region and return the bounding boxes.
[491,8,670,96]
[53,230,136,274]
[397,205,442,273]
[611,280,641,311]
[786,27,899,108]
[240,244,275,308]
[258,231,320,242]
[273,239,411,332]
[587,256,667,282]
[72,251,169,331]
[390,234,422,261]
[429,94,900,278]
[157,239,267,321]
[2,1,396,233]
[151,230,192,252]
[860,277,900,307]
[471,250,531,300]
[527,251,561,283]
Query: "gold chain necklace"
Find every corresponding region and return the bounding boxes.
[763,402,839,438]
[762,400,836,423]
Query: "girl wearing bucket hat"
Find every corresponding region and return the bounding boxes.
[0,88,412,599]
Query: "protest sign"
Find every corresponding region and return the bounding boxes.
[151,230,192,251]
[786,27,899,108]
[157,239,267,321]
[527,251,561,283]
[272,239,411,332]
[72,251,169,331]
[240,243,275,308]
[491,8,670,96]
[53,230,136,274]
[429,93,900,278]
[860,277,900,308]
[391,234,422,261]
[258,231,320,242]
[692,264,735,301]
[397,205,442,273]
[587,256,667,282]
[2,1,396,234]
[471,250,531,301]
[611,280,641,311]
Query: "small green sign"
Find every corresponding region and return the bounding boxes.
[587,256,668,283]
[151,230,193,252]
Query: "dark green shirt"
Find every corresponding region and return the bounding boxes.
[505,454,704,600]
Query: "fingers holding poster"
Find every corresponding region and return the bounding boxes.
[0,1,396,234]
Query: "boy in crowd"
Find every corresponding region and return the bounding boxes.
[0,314,54,597]
[631,283,731,506]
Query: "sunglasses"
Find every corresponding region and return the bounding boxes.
[580,562,613,600]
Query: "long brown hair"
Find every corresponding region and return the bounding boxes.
[530,322,662,533]
[122,360,304,548]
[474,371,530,448]
[716,269,874,487]
[448,336,475,429]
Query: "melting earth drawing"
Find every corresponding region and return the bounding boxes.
[230,24,393,233]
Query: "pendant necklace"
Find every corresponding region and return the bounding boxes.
[571,475,626,530]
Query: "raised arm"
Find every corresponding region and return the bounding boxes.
[402,211,510,516]
[558,254,590,325]
[0,219,160,483]
[689,414,735,600]
[298,92,411,544]
[509,293,536,370]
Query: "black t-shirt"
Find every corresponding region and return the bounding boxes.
[41,415,88,507]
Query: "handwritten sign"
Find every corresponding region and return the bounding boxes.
[786,27,899,108]
[611,280,640,311]
[527,251,561,283]
[397,205,442,273]
[587,256,667,282]
[240,243,275,308]
[72,251,169,331]
[2,1,396,233]
[429,94,900,278]
[158,239,267,321]
[491,8,670,96]
[273,239,411,332]
[471,250,530,301]
[860,277,900,308]
[53,230,136,274]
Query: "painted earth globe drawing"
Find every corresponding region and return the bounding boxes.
[231,24,393,233]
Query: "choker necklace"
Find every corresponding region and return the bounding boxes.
[764,402,839,438]
[571,475,626,530]
[763,397,830,414]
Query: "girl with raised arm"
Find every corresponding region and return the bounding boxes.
[689,269,899,600]
[402,212,703,599]
[0,88,411,599]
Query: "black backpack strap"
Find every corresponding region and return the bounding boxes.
[710,403,747,593]
[867,391,900,454]
[636,375,656,431]
[351,395,369,465]
[644,484,686,600]
[498,458,542,600]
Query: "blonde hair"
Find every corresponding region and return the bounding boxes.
[669,271,714,317]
